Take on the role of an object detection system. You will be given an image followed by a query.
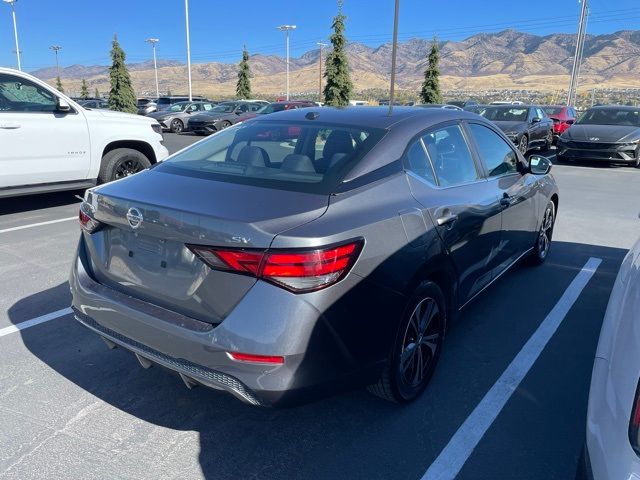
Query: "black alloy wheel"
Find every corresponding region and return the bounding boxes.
[528,200,555,265]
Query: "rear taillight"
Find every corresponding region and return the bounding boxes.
[187,239,363,293]
[629,379,640,455]
[78,202,101,233]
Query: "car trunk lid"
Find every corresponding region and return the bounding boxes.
[84,169,329,324]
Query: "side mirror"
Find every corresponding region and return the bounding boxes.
[528,154,552,175]
[531,117,541,123]
[56,97,71,113]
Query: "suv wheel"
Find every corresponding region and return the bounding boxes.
[368,281,446,403]
[99,148,151,183]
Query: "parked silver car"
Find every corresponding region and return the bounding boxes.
[147,101,217,133]
[71,107,559,407]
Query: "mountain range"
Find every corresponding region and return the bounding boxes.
[31,29,640,98]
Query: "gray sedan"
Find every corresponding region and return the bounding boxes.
[187,101,264,135]
[71,107,559,407]
[148,101,217,133]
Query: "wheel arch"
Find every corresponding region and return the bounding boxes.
[405,253,458,324]
[102,140,157,165]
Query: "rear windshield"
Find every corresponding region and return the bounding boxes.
[480,107,529,122]
[156,121,386,194]
[257,104,287,114]
[576,108,640,126]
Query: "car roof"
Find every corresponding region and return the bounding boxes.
[587,104,640,111]
[258,106,480,130]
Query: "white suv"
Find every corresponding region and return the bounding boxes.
[0,67,169,198]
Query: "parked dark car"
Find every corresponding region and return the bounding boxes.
[415,104,463,111]
[147,101,218,133]
[478,105,554,154]
[188,101,264,135]
[447,100,478,108]
[79,98,109,110]
[256,101,316,114]
[556,105,640,167]
[71,107,558,407]
[541,105,577,143]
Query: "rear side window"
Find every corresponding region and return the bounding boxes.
[404,140,436,186]
[468,124,518,177]
[423,125,479,187]
[157,121,386,194]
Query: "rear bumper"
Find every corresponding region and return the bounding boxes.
[69,236,394,406]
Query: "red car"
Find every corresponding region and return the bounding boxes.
[542,105,577,143]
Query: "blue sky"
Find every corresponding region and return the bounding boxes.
[1,0,638,72]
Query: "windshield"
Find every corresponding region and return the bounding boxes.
[543,107,563,116]
[576,108,640,126]
[156,121,386,194]
[167,103,188,112]
[480,107,529,122]
[256,104,287,115]
[208,103,237,113]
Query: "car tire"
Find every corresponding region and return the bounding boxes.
[518,135,529,155]
[367,281,447,403]
[98,148,151,184]
[218,120,232,130]
[527,200,556,265]
[544,130,553,150]
[170,119,184,133]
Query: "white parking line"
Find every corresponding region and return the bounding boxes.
[421,256,602,480]
[0,216,76,234]
[0,308,72,338]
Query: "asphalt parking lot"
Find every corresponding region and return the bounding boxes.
[1,133,638,480]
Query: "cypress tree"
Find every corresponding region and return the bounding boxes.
[80,79,89,99]
[236,47,252,99]
[94,87,100,98]
[420,38,442,104]
[108,36,137,113]
[323,1,352,107]
[55,76,64,93]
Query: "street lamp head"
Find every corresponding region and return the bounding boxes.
[49,45,62,51]
[276,25,297,31]
[3,0,18,5]
[145,38,160,44]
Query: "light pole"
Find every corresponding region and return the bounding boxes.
[50,45,62,77]
[317,42,327,103]
[276,25,296,100]
[3,0,21,70]
[184,0,192,101]
[145,38,160,98]
[388,0,400,115]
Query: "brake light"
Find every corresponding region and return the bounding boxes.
[78,202,101,233]
[630,379,640,455]
[187,239,363,293]
[227,352,285,364]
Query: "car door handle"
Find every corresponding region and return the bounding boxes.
[0,123,21,129]
[436,212,458,226]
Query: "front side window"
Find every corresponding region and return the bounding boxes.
[422,125,479,187]
[156,121,385,194]
[0,74,57,113]
[469,124,519,177]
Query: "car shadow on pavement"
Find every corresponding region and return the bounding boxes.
[0,190,82,216]
[6,240,628,480]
